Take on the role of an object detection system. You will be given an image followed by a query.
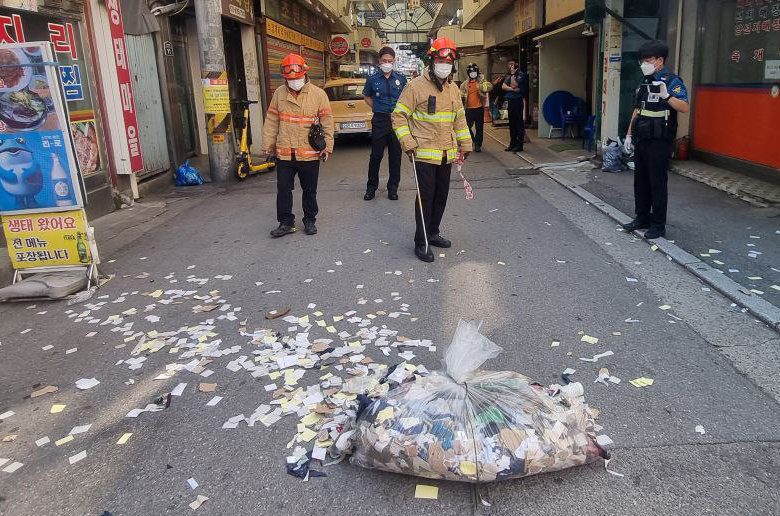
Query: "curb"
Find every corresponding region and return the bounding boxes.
[514,153,780,333]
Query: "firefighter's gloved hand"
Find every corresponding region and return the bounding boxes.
[623,135,633,154]
[653,80,670,99]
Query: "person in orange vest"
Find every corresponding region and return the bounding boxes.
[459,63,492,152]
[262,53,334,238]
[392,37,473,262]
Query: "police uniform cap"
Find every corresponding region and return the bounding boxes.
[638,40,669,60]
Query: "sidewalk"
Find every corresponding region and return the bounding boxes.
[485,124,780,313]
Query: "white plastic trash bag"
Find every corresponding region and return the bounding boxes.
[349,320,608,482]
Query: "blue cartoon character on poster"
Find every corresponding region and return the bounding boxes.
[0,132,77,212]
[0,137,43,210]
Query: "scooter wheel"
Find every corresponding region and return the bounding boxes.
[236,160,249,180]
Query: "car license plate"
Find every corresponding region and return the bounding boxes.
[341,122,366,130]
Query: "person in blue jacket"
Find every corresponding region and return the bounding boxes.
[622,40,689,240]
[363,47,407,201]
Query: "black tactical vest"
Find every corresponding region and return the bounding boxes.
[634,75,678,141]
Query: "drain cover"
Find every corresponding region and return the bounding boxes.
[505,168,539,176]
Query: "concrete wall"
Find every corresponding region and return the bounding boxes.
[676,0,697,138]
[187,16,208,156]
[241,24,264,150]
[438,25,484,48]
[538,36,588,137]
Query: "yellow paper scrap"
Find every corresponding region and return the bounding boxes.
[316,320,326,327]
[650,244,658,251]
[147,330,158,338]
[629,377,654,388]
[326,326,337,333]
[55,434,74,446]
[319,372,333,380]
[50,404,66,414]
[313,311,323,317]
[301,413,321,426]
[298,315,310,325]
[149,289,163,298]
[169,347,179,354]
[460,461,477,475]
[123,336,136,343]
[404,364,417,372]
[116,432,133,445]
[269,371,282,380]
[198,335,208,342]
[658,305,671,310]
[349,341,362,348]
[414,485,439,500]
[581,335,599,345]
[333,315,344,322]
[300,428,317,442]
[376,407,394,423]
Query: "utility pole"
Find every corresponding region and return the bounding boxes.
[193,0,234,182]
[600,0,623,143]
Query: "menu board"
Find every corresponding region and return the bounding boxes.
[0,42,83,214]
[725,0,780,83]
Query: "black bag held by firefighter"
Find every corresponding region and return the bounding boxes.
[309,118,326,152]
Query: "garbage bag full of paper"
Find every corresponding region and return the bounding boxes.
[349,320,607,482]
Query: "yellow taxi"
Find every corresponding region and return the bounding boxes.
[324,78,372,137]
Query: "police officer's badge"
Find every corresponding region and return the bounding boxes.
[673,85,681,94]
[396,80,400,86]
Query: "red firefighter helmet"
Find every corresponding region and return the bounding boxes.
[427,37,457,62]
[281,53,309,79]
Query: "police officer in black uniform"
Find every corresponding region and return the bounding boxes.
[622,40,689,240]
[363,46,407,201]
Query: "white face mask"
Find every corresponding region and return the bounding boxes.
[287,78,305,91]
[433,62,453,79]
[379,62,394,73]
[468,71,478,79]
[640,61,656,76]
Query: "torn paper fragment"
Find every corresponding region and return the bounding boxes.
[580,335,599,345]
[189,495,209,510]
[171,383,188,396]
[68,450,87,465]
[414,484,439,500]
[50,404,66,414]
[206,396,223,407]
[695,425,706,435]
[31,385,58,398]
[69,424,92,435]
[35,436,50,447]
[116,433,133,444]
[188,477,199,489]
[2,461,23,473]
[75,378,100,390]
[595,435,613,446]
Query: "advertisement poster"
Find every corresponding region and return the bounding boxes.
[0,42,84,215]
[105,0,144,172]
[70,116,100,175]
[2,208,92,268]
[202,71,231,142]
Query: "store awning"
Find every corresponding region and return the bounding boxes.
[532,21,585,42]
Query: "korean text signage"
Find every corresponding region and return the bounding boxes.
[222,0,253,24]
[0,10,105,177]
[2,208,91,268]
[0,42,84,214]
[264,0,325,41]
[106,0,144,173]
[202,71,230,143]
[724,1,780,83]
[545,0,584,25]
[266,19,325,52]
[330,35,349,56]
[515,0,541,36]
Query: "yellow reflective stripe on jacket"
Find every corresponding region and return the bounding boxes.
[416,148,458,160]
[394,102,412,115]
[412,111,456,122]
[456,108,465,116]
[455,128,470,140]
[395,125,411,138]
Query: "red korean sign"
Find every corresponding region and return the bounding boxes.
[329,36,349,56]
[361,37,371,48]
[105,0,143,173]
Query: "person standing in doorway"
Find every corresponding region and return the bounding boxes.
[459,63,492,152]
[502,58,527,152]
[262,53,334,238]
[363,47,407,201]
[622,40,688,240]
[392,37,472,262]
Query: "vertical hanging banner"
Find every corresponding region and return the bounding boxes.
[0,42,84,214]
[201,71,231,143]
[105,0,144,172]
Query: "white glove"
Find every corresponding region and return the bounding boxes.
[623,135,634,154]
[653,80,670,99]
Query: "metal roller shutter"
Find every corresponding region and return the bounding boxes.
[301,48,325,88]
[266,36,300,94]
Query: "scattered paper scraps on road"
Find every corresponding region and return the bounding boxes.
[68,450,87,465]
[75,378,100,390]
[35,436,50,447]
[695,425,706,435]
[187,477,199,489]
[2,461,24,473]
[414,484,439,499]
[50,404,66,414]
[581,335,599,345]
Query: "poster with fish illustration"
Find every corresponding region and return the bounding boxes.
[0,42,83,214]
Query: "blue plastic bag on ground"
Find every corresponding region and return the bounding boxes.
[174,161,204,186]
